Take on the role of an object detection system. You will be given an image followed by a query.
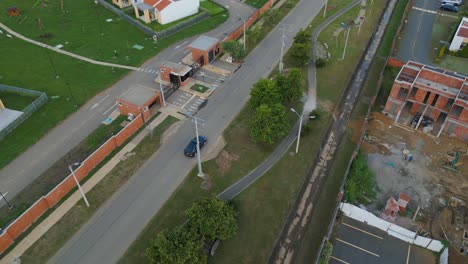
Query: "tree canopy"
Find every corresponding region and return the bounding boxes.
[345,153,377,204]
[293,29,312,44]
[275,68,303,105]
[186,197,238,241]
[249,103,290,144]
[249,78,281,108]
[222,40,245,61]
[291,42,311,66]
[146,225,206,264]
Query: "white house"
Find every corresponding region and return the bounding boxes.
[133,0,199,25]
[449,17,468,52]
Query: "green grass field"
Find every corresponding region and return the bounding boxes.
[0,91,37,111]
[244,0,269,9]
[0,0,228,170]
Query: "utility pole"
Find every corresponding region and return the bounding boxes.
[68,163,90,207]
[186,115,205,178]
[279,24,287,73]
[358,16,364,35]
[243,18,246,51]
[291,108,303,154]
[341,26,351,60]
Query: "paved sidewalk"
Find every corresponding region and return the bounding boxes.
[0,112,181,264]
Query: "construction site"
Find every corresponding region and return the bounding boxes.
[352,112,468,263]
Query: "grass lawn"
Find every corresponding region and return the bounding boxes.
[0,114,128,229]
[0,91,37,111]
[190,84,210,93]
[312,0,386,104]
[201,0,226,15]
[0,0,228,170]
[430,15,459,60]
[142,12,206,32]
[244,0,269,9]
[19,116,178,264]
[438,54,468,75]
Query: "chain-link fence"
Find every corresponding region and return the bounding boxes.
[0,85,48,141]
[98,0,209,40]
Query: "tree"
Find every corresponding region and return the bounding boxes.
[284,68,303,105]
[293,29,311,44]
[248,25,262,44]
[345,152,377,204]
[249,79,281,108]
[291,42,311,65]
[146,225,206,264]
[222,40,245,61]
[264,8,279,24]
[249,103,290,144]
[186,197,238,241]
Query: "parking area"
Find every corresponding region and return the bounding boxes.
[330,216,436,264]
[191,68,227,90]
[165,89,206,115]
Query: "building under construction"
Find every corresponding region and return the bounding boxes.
[383,61,468,141]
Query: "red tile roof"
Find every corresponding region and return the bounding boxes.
[457,27,468,38]
[144,0,172,10]
[155,0,172,11]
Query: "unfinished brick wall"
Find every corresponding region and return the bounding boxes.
[0,115,145,254]
[418,70,464,89]
[387,58,405,68]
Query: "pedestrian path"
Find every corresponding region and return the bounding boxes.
[0,112,180,264]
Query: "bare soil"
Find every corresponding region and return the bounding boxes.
[215,150,240,174]
[352,112,468,261]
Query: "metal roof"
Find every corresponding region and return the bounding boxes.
[189,35,219,51]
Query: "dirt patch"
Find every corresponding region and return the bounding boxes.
[361,112,468,261]
[318,99,335,113]
[215,150,240,174]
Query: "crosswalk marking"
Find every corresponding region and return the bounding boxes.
[412,6,436,14]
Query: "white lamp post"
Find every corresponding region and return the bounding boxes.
[68,163,90,207]
[291,108,303,154]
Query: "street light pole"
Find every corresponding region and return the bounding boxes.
[68,164,90,207]
[0,191,13,210]
[159,74,166,107]
[194,118,204,178]
[323,0,328,18]
[291,108,303,154]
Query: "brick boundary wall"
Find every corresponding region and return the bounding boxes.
[0,115,145,254]
[223,0,274,42]
[387,57,405,67]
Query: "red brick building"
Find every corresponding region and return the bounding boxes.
[117,85,162,122]
[383,61,468,141]
[188,35,222,65]
[159,61,193,88]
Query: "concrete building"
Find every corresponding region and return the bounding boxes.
[383,61,468,141]
[449,17,468,52]
[159,61,193,88]
[188,35,222,65]
[134,0,199,25]
[117,85,163,122]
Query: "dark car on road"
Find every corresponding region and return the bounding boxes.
[184,136,207,157]
[411,114,434,127]
[440,4,459,12]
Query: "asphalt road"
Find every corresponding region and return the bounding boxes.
[396,0,438,64]
[48,0,336,263]
[331,216,436,264]
[0,0,254,202]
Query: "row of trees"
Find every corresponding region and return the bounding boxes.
[146,197,238,264]
[248,69,304,144]
[291,30,312,66]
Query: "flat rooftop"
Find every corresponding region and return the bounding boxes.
[161,61,192,76]
[0,108,23,132]
[189,35,219,51]
[119,85,159,106]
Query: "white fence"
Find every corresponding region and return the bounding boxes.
[340,203,445,253]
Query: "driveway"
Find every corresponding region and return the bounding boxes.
[396,0,438,64]
[331,216,436,264]
[0,0,255,202]
[48,0,333,263]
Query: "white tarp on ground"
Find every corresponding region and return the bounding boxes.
[340,203,445,253]
[0,108,23,131]
[439,247,448,264]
